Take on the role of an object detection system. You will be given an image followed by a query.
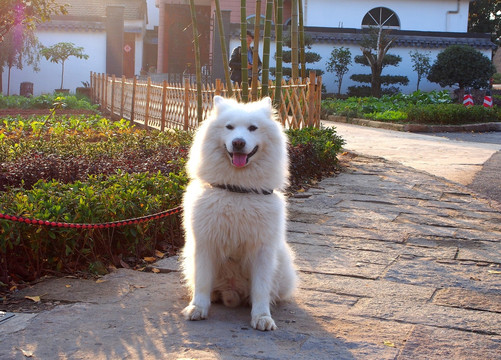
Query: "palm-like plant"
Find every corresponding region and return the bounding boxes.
[40,42,88,90]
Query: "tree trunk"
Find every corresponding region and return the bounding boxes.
[60,61,65,89]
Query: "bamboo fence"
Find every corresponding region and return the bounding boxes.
[90,71,322,131]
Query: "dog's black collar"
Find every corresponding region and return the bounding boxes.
[211,184,273,195]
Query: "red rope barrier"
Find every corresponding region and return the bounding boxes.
[0,207,182,229]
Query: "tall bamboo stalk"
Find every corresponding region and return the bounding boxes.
[298,0,306,79]
[251,0,261,101]
[291,0,299,80]
[240,0,248,102]
[214,0,233,96]
[274,0,283,106]
[261,0,273,97]
[189,0,203,124]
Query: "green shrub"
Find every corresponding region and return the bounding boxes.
[0,170,187,280]
[406,104,500,125]
[0,94,98,110]
[287,127,345,188]
[493,73,501,84]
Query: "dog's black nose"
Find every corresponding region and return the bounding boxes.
[232,138,246,151]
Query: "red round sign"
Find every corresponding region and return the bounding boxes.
[124,44,132,53]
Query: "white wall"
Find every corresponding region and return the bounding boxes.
[304,0,470,32]
[146,0,160,30]
[229,37,493,95]
[2,30,106,95]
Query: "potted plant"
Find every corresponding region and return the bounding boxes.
[40,42,89,93]
[76,81,91,98]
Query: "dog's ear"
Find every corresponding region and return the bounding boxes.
[260,97,272,107]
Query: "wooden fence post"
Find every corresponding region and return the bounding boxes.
[111,74,116,119]
[308,71,315,127]
[144,77,151,130]
[316,75,322,128]
[100,73,105,113]
[160,80,167,131]
[131,76,137,122]
[120,75,125,119]
[215,78,222,96]
[89,72,93,103]
[184,80,190,130]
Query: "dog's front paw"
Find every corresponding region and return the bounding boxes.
[251,315,277,331]
[182,304,208,321]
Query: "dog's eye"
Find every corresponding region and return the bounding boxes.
[226,124,234,130]
[248,125,258,132]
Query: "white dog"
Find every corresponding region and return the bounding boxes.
[181,95,297,331]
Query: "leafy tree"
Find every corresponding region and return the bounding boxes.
[468,0,501,46]
[409,50,432,91]
[326,47,352,95]
[0,0,67,42]
[0,24,41,94]
[427,45,496,90]
[40,42,89,90]
[354,26,408,97]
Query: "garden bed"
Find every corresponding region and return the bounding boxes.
[0,112,345,293]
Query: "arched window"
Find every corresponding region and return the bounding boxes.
[362,7,400,29]
[246,15,269,26]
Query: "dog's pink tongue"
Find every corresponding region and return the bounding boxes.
[232,153,247,167]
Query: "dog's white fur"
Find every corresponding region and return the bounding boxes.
[181,95,297,331]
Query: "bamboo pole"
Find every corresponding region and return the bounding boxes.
[240,0,248,102]
[261,0,273,97]
[189,0,203,124]
[214,0,233,97]
[298,0,306,79]
[251,0,261,101]
[291,0,299,80]
[274,0,283,107]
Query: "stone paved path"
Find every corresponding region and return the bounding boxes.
[1,152,500,359]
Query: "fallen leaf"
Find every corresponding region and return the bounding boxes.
[18,348,34,357]
[151,268,160,273]
[143,257,156,263]
[155,250,165,258]
[65,284,71,288]
[383,340,395,347]
[488,270,501,274]
[95,279,107,284]
[25,296,41,303]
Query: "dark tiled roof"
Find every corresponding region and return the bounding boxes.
[230,24,496,50]
[37,0,146,32]
[41,0,146,22]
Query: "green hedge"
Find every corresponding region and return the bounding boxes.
[406,104,500,125]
